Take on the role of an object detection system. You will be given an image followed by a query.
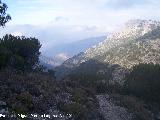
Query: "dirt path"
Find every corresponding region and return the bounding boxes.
[96,95,134,120]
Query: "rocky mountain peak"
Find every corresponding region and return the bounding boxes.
[107,19,160,40]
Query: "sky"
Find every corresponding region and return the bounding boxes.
[3,0,160,26]
[0,0,160,56]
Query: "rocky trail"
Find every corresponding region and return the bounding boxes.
[96,95,134,120]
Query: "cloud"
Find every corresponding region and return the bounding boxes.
[4,0,160,27]
[55,53,69,61]
[52,16,69,25]
[55,17,68,22]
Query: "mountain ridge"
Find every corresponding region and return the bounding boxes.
[55,19,160,83]
[61,19,160,68]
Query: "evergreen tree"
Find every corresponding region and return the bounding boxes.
[0,0,11,27]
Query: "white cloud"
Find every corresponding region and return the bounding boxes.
[55,17,68,22]
[55,53,69,61]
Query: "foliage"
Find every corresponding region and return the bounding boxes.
[0,68,103,120]
[124,63,160,103]
[0,0,11,27]
[0,34,41,71]
[0,69,59,114]
[57,81,104,120]
[67,60,120,94]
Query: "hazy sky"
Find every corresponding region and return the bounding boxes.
[1,0,160,54]
[4,0,160,26]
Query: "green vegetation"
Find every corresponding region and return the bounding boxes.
[0,34,41,71]
[0,0,11,27]
[0,69,59,115]
[107,63,160,120]
[57,79,104,120]
[67,60,119,94]
[68,62,160,119]
[0,36,102,120]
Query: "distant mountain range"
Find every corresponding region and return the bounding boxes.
[55,19,160,83]
[40,36,107,68]
[44,36,106,57]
